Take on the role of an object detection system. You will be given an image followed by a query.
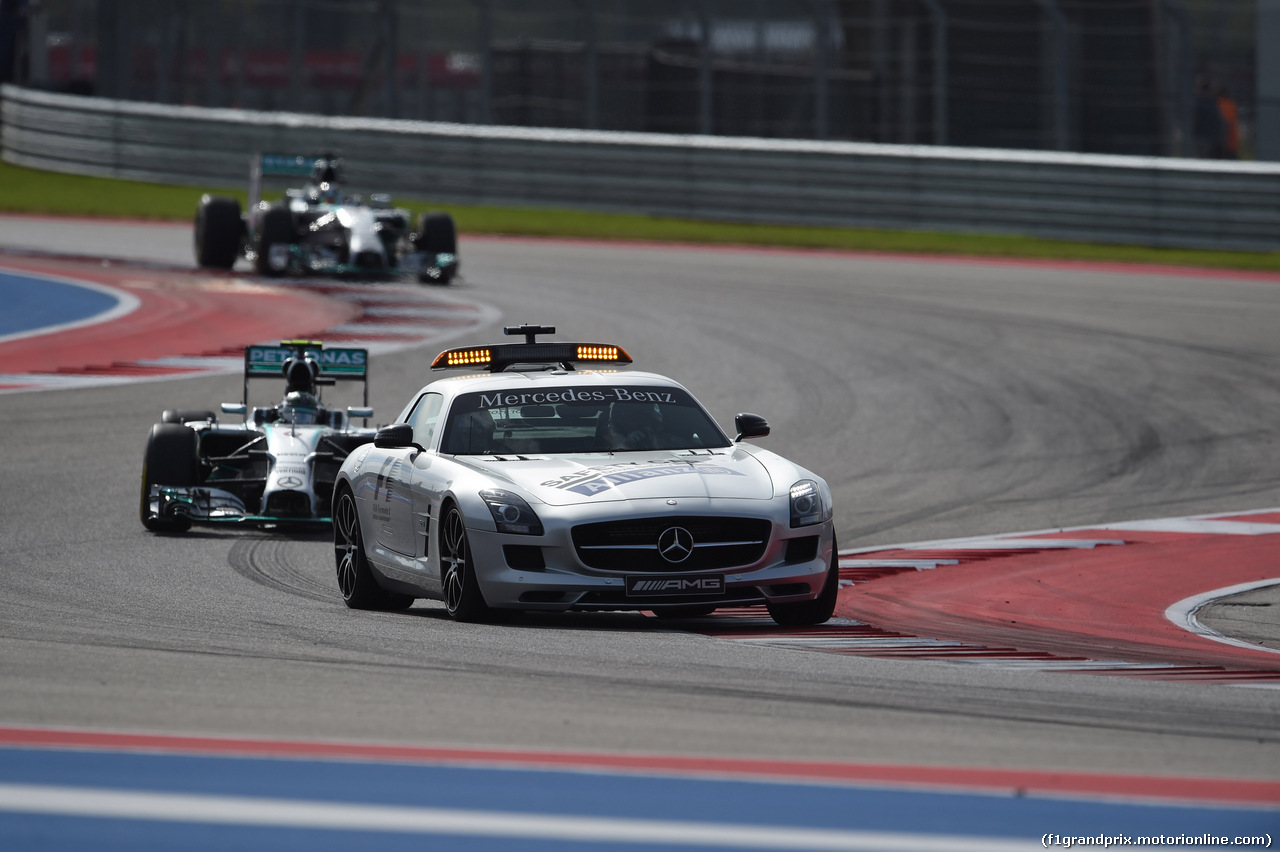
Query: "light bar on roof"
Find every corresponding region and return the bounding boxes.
[437,347,492,368]
[577,345,622,361]
[431,342,632,372]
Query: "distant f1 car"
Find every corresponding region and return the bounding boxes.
[193,153,459,283]
[140,340,379,531]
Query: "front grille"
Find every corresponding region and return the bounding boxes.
[572,516,770,572]
[263,490,311,518]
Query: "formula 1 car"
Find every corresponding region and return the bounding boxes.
[193,153,458,283]
[140,340,379,531]
[331,325,839,626]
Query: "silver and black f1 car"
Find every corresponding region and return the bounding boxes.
[194,153,459,283]
[332,325,839,626]
[140,340,378,531]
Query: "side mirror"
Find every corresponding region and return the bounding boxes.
[734,413,770,442]
[375,423,424,451]
[348,406,374,419]
[221,402,246,415]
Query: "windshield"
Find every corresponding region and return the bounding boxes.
[439,386,731,455]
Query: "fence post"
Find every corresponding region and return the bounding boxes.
[475,0,492,124]
[693,0,712,135]
[581,0,598,130]
[810,0,832,140]
[920,0,948,146]
[383,0,398,118]
[1033,0,1071,151]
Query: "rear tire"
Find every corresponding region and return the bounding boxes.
[765,538,839,627]
[334,487,414,611]
[140,423,198,532]
[255,205,296,277]
[194,195,243,269]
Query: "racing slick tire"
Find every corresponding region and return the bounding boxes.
[255,205,296,277]
[440,503,492,623]
[140,423,198,533]
[194,195,243,270]
[417,211,457,254]
[333,487,414,611]
[764,539,839,627]
[161,409,217,425]
[416,211,458,285]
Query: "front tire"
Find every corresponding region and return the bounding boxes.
[140,423,198,532]
[334,487,414,611]
[440,504,490,622]
[194,195,243,269]
[765,538,839,627]
[416,211,457,254]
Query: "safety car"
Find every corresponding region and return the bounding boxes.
[193,153,458,283]
[332,325,839,625]
[140,340,378,531]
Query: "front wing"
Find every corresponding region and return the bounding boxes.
[147,485,330,526]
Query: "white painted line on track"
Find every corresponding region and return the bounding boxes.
[842,559,959,571]
[0,373,143,390]
[1165,579,1280,657]
[0,783,1040,851]
[1106,519,1280,535]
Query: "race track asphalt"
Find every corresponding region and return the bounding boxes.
[1,214,1278,797]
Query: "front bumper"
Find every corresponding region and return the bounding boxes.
[463,498,834,612]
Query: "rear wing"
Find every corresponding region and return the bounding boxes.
[247,152,321,214]
[242,340,369,408]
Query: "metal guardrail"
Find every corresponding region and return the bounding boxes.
[3,84,1279,252]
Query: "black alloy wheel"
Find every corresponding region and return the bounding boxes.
[334,488,413,611]
[441,505,491,622]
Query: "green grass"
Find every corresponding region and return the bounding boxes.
[4,159,1279,272]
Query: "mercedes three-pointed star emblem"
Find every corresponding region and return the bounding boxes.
[657,526,694,564]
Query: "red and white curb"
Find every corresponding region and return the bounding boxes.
[682,510,1280,686]
[0,269,497,393]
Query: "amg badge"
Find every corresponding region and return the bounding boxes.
[626,574,725,597]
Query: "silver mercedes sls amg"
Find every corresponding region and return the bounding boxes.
[332,325,838,626]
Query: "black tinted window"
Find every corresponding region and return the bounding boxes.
[440,386,730,455]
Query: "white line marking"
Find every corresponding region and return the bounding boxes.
[0,783,1040,851]
[841,508,1280,558]
[842,559,960,570]
[1165,579,1280,657]
[1105,519,1280,535]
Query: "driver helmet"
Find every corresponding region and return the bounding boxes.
[281,390,322,425]
[317,181,341,205]
[610,402,662,448]
[611,402,661,433]
[311,155,343,184]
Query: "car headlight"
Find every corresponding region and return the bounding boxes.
[789,479,831,528]
[480,490,544,536]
